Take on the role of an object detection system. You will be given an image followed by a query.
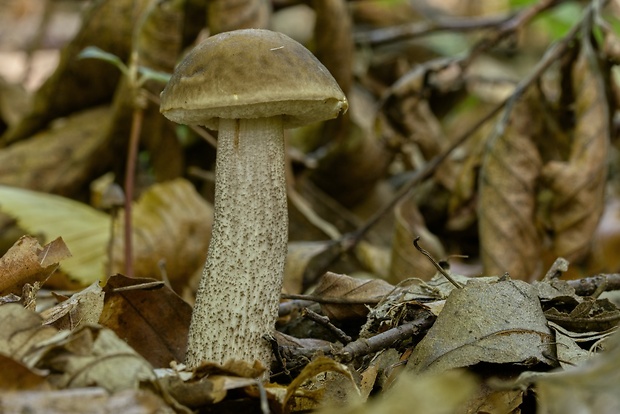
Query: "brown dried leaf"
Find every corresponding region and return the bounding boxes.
[0,304,58,361]
[478,90,545,280]
[40,282,104,331]
[514,328,620,413]
[0,355,50,391]
[1,0,151,145]
[314,272,396,320]
[0,107,113,194]
[0,388,174,414]
[0,236,71,295]
[317,369,478,414]
[99,274,192,368]
[313,0,353,95]
[111,179,213,291]
[31,325,156,392]
[284,241,334,294]
[283,356,360,412]
[208,0,271,35]
[407,278,554,375]
[541,36,609,262]
[388,194,444,283]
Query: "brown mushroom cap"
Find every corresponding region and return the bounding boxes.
[160,29,348,130]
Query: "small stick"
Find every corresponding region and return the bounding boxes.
[302,308,352,344]
[281,293,381,305]
[336,315,435,363]
[567,274,620,297]
[413,237,463,289]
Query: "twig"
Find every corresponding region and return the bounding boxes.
[336,315,435,363]
[413,237,463,289]
[567,274,620,297]
[123,103,144,278]
[278,299,316,317]
[302,308,352,344]
[355,14,509,45]
[281,293,381,305]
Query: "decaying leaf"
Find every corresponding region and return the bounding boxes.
[313,272,397,320]
[0,235,71,295]
[282,356,360,413]
[0,106,113,195]
[0,355,50,391]
[544,297,620,333]
[513,327,620,414]
[284,240,336,294]
[0,387,174,414]
[478,89,545,280]
[0,0,152,145]
[208,0,271,35]
[110,178,213,290]
[548,322,593,368]
[388,194,444,283]
[0,185,110,284]
[541,32,609,262]
[29,324,156,392]
[158,359,264,408]
[0,304,58,361]
[313,0,353,95]
[316,369,478,414]
[40,282,104,331]
[100,274,192,368]
[407,278,555,375]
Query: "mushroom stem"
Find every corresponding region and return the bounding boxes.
[185,116,288,370]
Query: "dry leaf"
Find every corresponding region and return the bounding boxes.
[541,34,609,262]
[388,194,444,283]
[513,327,620,413]
[0,304,58,361]
[283,356,360,413]
[0,235,71,295]
[0,185,110,284]
[208,0,271,35]
[158,359,264,407]
[317,369,478,414]
[99,274,192,368]
[313,0,353,95]
[306,87,392,207]
[407,278,555,375]
[314,272,397,320]
[0,355,50,391]
[110,178,213,290]
[0,0,151,145]
[0,106,113,195]
[478,89,545,280]
[0,388,174,414]
[40,282,104,331]
[284,241,335,294]
[30,325,156,392]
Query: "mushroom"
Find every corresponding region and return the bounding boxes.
[160,29,347,371]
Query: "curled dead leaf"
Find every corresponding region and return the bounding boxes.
[0,235,71,295]
[314,272,397,321]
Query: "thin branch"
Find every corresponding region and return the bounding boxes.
[336,315,435,362]
[281,293,381,305]
[302,308,352,344]
[413,237,463,289]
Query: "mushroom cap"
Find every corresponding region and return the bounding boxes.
[160,29,348,130]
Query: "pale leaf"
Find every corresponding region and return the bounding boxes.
[478,90,545,280]
[0,185,110,283]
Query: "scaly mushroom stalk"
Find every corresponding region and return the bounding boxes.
[159,29,347,373]
[185,117,287,368]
